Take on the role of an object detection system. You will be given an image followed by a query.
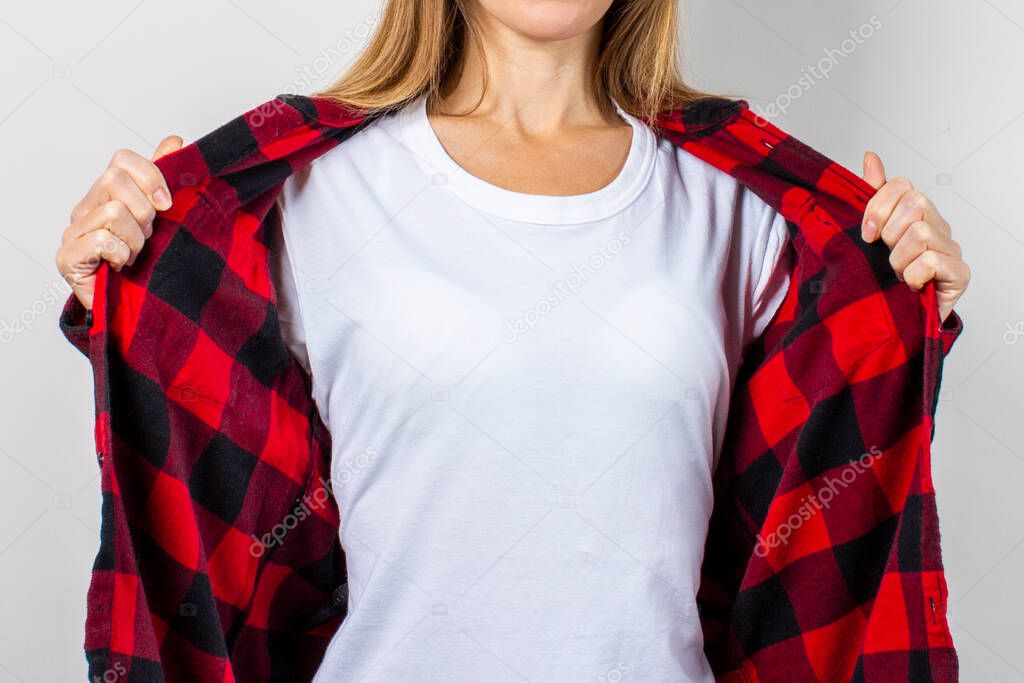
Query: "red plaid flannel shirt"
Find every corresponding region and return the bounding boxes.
[60,94,963,682]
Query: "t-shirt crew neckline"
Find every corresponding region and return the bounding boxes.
[388,95,659,225]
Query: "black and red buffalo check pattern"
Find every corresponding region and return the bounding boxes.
[60,93,963,682]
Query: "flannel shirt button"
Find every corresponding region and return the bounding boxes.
[96,450,103,466]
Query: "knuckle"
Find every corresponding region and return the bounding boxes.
[99,166,125,188]
[70,201,87,222]
[110,148,136,167]
[892,177,914,193]
[103,199,128,221]
[911,221,934,242]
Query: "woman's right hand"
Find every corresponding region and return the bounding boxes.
[55,135,183,310]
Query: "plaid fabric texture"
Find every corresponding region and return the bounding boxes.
[60,94,963,682]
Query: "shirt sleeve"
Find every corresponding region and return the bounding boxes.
[746,206,792,349]
[269,201,312,376]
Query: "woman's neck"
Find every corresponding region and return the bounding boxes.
[436,10,619,132]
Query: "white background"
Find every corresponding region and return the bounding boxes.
[1,0,1021,680]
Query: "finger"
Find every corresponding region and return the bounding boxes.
[889,221,962,276]
[901,250,965,292]
[878,189,949,250]
[55,244,99,309]
[110,148,173,211]
[80,166,157,238]
[152,135,183,162]
[861,176,914,243]
[69,228,132,274]
[68,200,147,265]
[862,151,887,191]
[72,149,173,223]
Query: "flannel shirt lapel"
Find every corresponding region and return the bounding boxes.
[60,93,962,682]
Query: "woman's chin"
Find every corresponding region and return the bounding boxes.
[480,0,613,43]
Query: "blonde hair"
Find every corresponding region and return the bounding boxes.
[316,0,713,123]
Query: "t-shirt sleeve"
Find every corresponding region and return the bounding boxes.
[745,205,792,349]
[269,201,313,375]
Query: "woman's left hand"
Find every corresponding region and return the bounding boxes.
[860,152,970,324]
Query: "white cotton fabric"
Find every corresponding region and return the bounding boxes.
[269,96,792,682]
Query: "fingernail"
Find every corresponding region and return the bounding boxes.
[153,188,171,210]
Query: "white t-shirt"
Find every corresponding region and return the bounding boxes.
[270,96,791,682]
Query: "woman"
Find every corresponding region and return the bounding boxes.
[54,1,969,681]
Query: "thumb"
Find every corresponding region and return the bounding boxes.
[862,150,886,190]
[152,135,184,162]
